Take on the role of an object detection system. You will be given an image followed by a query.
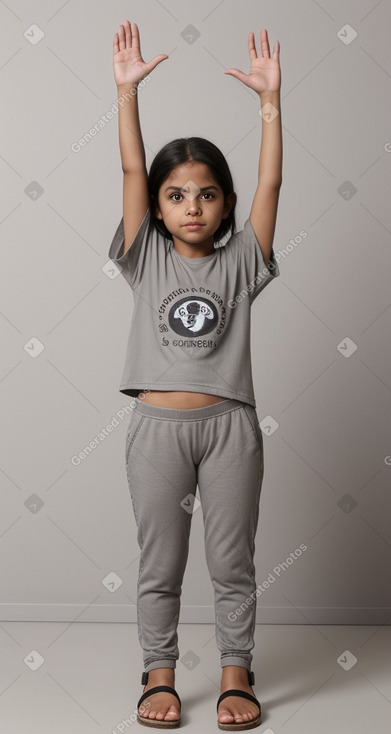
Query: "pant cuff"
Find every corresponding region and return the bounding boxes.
[221,656,251,671]
[144,659,176,673]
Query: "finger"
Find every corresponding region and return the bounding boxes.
[224,68,248,84]
[145,54,169,75]
[122,19,131,48]
[248,32,257,60]
[131,21,140,49]
[113,33,119,55]
[271,40,279,61]
[118,22,126,52]
[260,28,270,58]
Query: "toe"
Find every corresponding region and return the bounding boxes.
[138,704,150,718]
[164,705,180,719]
[218,706,235,722]
[139,692,180,722]
[218,699,259,724]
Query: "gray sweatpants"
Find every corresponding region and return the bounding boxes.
[125,396,265,674]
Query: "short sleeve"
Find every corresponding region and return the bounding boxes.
[108,208,153,289]
[226,217,280,304]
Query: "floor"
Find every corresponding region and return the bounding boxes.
[1,621,390,733]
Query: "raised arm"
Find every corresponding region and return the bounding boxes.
[113,20,169,254]
[225,29,282,266]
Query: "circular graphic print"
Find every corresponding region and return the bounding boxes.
[168,296,218,337]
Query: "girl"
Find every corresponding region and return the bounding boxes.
[110,20,282,731]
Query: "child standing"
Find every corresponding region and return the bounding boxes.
[110,20,282,730]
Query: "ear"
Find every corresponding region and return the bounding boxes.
[151,195,163,220]
[222,192,237,218]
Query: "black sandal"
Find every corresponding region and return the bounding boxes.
[216,670,261,731]
[137,671,181,728]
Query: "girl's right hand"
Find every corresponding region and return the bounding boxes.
[113,20,168,87]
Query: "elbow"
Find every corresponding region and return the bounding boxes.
[272,178,283,189]
[259,178,282,191]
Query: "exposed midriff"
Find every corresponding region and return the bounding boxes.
[138,390,227,409]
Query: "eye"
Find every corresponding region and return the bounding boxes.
[169,192,215,201]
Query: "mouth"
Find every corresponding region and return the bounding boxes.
[184,223,204,229]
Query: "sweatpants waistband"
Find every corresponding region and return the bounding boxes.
[132,396,247,421]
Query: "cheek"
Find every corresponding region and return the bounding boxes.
[163,203,182,218]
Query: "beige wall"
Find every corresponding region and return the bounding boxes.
[1,0,390,624]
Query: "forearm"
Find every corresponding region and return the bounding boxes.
[116,83,146,173]
[257,90,282,187]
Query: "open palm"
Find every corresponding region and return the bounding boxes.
[225,29,281,94]
[113,20,168,87]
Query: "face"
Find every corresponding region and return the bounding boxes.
[154,161,236,248]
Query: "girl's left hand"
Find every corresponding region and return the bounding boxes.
[224,29,280,95]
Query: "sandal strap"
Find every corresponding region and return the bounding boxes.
[137,684,181,711]
[216,688,261,713]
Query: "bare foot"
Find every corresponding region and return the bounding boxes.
[138,668,180,722]
[218,666,260,726]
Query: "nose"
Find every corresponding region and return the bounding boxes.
[185,198,201,215]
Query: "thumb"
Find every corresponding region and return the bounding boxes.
[145,54,169,75]
[224,68,248,84]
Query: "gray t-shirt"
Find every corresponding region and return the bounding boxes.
[108,209,280,408]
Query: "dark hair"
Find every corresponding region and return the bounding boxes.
[146,137,237,244]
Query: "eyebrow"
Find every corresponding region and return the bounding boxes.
[164,185,220,193]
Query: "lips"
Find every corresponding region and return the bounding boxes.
[184,222,204,227]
